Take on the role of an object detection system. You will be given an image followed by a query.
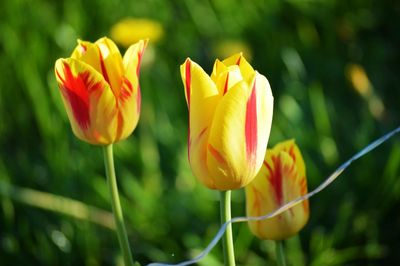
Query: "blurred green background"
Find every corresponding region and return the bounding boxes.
[1,0,400,265]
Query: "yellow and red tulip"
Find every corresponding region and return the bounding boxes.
[55,37,147,145]
[245,140,309,240]
[180,53,274,190]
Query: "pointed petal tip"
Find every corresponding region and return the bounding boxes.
[181,57,192,69]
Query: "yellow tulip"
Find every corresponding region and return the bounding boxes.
[245,140,309,240]
[180,53,274,190]
[55,37,147,145]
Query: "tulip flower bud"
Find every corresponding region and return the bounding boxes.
[180,53,274,190]
[55,37,147,145]
[245,140,309,240]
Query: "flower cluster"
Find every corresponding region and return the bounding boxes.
[55,37,310,266]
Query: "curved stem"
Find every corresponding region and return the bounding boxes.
[275,240,286,266]
[103,144,134,266]
[219,190,236,266]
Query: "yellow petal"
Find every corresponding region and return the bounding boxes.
[123,39,148,93]
[211,59,227,83]
[70,40,102,74]
[180,58,222,188]
[211,60,243,96]
[115,40,148,141]
[95,37,124,96]
[245,140,309,240]
[273,139,306,179]
[222,53,254,81]
[55,58,118,145]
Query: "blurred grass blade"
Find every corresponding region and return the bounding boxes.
[0,180,115,230]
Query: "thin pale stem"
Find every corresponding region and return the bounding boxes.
[275,240,287,266]
[219,190,236,266]
[103,144,134,266]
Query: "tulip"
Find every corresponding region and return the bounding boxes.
[55,37,147,145]
[180,53,274,190]
[245,140,309,240]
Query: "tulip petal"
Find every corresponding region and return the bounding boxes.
[112,40,147,141]
[222,53,255,81]
[55,58,118,144]
[211,59,243,96]
[95,37,124,96]
[273,140,306,179]
[207,72,273,190]
[70,40,102,75]
[180,59,221,188]
[123,39,147,93]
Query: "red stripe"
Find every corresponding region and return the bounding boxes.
[196,127,208,143]
[98,47,111,86]
[136,45,144,76]
[185,60,192,160]
[251,186,262,216]
[288,145,296,161]
[208,144,227,166]
[59,62,92,130]
[119,77,133,102]
[185,60,191,109]
[79,43,87,53]
[135,44,145,115]
[223,72,229,95]
[236,55,241,65]
[245,80,258,167]
[269,156,283,205]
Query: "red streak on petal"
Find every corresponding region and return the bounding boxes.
[196,127,208,143]
[185,60,191,109]
[288,144,296,162]
[134,45,144,118]
[185,60,192,160]
[223,72,229,95]
[98,47,111,86]
[208,144,227,166]
[136,46,144,76]
[58,62,94,130]
[267,156,284,206]
[251,186,262,216]
[79,43,87,53]
[119,77,132,102]
[300,178,307,194]
[236,55,241,65]
[245,81,258,168]
[136,41,147,77]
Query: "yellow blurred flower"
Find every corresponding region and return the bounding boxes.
[346,63,385,119]
[346,63,371,96]
[111,18,164,48]
[245,140,309,240]
[213,40,253,62]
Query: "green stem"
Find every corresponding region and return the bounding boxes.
[219,190,236,266]
[275,240,287,266]
[103,144,134,266]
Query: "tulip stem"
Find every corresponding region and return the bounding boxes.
[275,240,287,266]
[219,190,236,266]
[103,144,134,266]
